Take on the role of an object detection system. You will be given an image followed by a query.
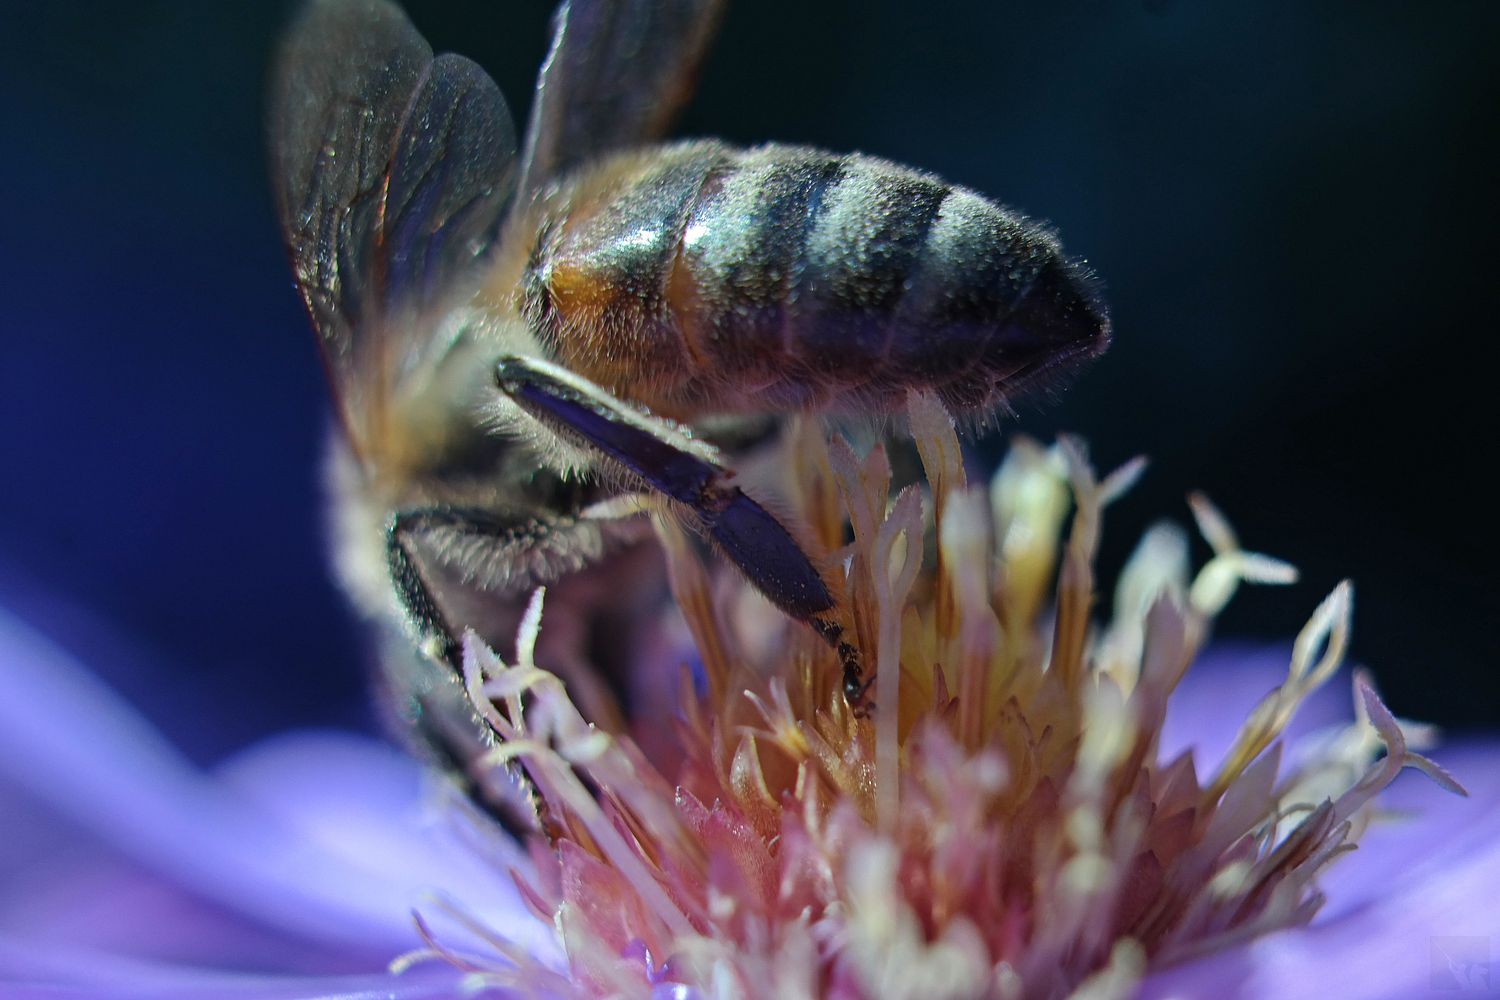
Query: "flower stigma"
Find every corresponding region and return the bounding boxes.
[395,391,1464,1000]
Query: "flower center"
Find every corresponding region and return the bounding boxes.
[415,393,1460,999]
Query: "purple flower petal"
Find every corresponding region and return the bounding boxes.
[1319,741,1500,919]
[0,935,478,999]
[214,730,557,960]
[1141,740,1500,1000]
[2,853,394,974]
[1159,644,1353,772]
[0,608,556,992]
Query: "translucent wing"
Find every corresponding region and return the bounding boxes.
[517,0,726,200]
[269,0,517,442]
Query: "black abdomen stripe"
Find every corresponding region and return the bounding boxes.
[678,147,965,403]
[675,148,847,385]
[788,156,951,382]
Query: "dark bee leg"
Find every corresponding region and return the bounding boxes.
[385,508,558,838]
[494,355,866,704]
[396,653,543,841]
[386,507,562,673]
[386,509,464,673]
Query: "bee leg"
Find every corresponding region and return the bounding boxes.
[388,504,625,692]
[495,355,867,705]
[385,507,556,839]
[400,654,544,841]
[386,507,573,670]
[386,509,465,673]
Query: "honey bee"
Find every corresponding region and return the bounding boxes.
[270,0,1108,829]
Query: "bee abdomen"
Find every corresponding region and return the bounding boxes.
[524,142,1108,414]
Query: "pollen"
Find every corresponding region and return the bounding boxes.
[403,392,1462,999]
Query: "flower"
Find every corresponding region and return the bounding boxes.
[2,400,1495,999]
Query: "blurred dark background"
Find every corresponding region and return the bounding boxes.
[1,1,1495,762]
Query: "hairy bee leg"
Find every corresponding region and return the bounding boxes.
[387,507,568,670]
[385,508,549,838]
[386,510,464,673]
[495,355,865,698]
[387,505,630,715]
[405,666,543,841]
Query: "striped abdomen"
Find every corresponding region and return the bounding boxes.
[520,140,1108,416]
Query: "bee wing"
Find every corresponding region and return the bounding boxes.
[516,0,726,200]
[270,0,518,443]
